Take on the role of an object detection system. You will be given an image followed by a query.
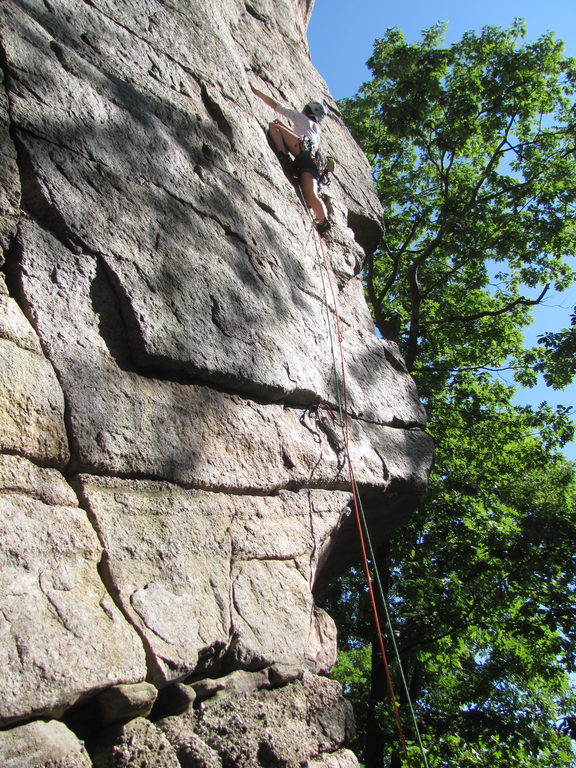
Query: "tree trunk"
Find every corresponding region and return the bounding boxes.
[365,542,392,767]
[365,634,387,767]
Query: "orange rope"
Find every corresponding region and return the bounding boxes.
[316,230,412,767]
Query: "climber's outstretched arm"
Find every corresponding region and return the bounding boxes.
[250,83,277,110]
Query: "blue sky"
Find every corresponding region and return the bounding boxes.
[308,0,576,99]
[308,0,576,460]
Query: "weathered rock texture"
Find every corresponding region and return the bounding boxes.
[0,0,433,764]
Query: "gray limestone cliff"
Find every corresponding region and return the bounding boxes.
[0,0,434,765]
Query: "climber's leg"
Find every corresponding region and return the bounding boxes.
[268,120,301,157]
[300,171,327,225]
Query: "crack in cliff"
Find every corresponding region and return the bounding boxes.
[9,134,87,255]
[196,78,235,145]
[0,59,83,476]
[65,465,356,499]
[253,198,276,218]
[244,3,270,25]
[77,0,233,131]
[305,490,319,589]
[374,448,391,483]
[0,36,22,270]
[70,476,165,685]
[148,177,250,248]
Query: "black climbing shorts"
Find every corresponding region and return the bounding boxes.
[293,149,320,181]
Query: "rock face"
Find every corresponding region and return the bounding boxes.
[0,0,434,764]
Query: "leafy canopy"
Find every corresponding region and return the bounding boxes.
[324,20,576,768]
[340,20,576,376]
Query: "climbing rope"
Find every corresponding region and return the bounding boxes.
[306,214,431,768]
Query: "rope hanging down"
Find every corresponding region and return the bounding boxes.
[309,219,430,768]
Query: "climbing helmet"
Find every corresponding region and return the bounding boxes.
[305,100,327,122]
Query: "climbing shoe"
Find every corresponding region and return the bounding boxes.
[317,218,332,236]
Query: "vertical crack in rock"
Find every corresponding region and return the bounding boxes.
[306,489,319,589]
[375,448,391,483]
[4,227,83,475]
[71,477,164,686]
[0,36,21,262]
[1,228,21,302]
[210,293,234,339]
[9,131,84,254]
[198,80,235,144]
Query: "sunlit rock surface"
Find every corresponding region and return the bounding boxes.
[0,0,433,763]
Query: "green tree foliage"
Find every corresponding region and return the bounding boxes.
[323,21,576,767]
[340,20,576,374]
[518,308,576,389]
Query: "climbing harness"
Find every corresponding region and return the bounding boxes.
[307,217,431,768]
[294,136,335,187]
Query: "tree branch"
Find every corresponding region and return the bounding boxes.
[398,574,509,656]
[365,252,387,335]
[405,262,423,371]
[470,113,517,202]
[430,284,549,326]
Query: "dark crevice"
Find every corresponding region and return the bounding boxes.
[148,681,197,721]
[381,343,409,374]
[374,449,390,482]
[245,4,270,24]
[87,258,144,378]
[48,40,78,77]
[257,741,277,766]
[326,101,341,119]
[65,464,354,498]
[210,294,234,339]
[79,32,97,51]
[281,447,296,470]
[197,80,234,143]
[255,199,280,221]
[0,45,20,264]
[1,231,22,299]
[10,131,85,254]
[346,209,383,257]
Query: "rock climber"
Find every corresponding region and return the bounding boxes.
[249,83,331,235]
